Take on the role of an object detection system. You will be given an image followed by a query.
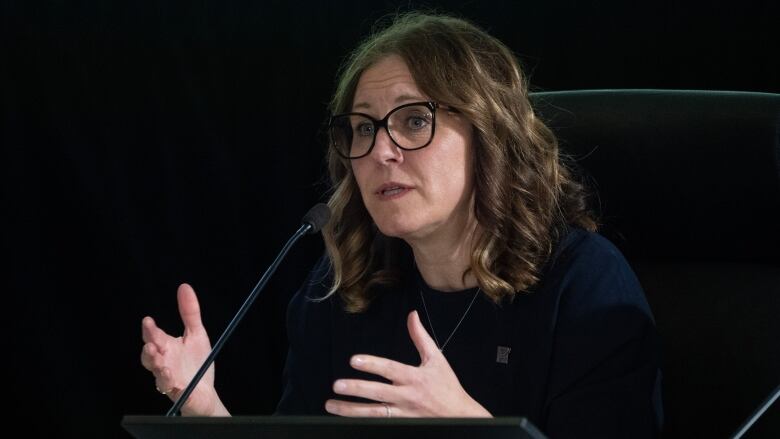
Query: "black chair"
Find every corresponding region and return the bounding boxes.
[530,89,780,438]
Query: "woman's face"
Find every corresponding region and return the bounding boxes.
[350,55,475,243]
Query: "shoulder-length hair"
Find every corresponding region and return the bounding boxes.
[322,12,597,312]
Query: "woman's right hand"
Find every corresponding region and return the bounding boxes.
[141,283,229,416]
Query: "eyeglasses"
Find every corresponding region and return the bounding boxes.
[329,101,451,159]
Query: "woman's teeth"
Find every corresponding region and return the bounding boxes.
[383,187,403,196]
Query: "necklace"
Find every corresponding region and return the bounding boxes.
[418,287,481,353]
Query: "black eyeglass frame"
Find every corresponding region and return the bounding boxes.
[328,101,456,159]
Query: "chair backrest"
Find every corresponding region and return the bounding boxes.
[530,89,780,438]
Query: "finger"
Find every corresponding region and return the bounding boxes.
[325,399,398,418]
[177,283,204,334]
[141,316,156,343]
[142,316,172,350]
[407,310,440,362]
[154,367,178,397]
[349,354,416,384]
[141,343,162,371]
[147,343,169,371]
[332,379,399,404]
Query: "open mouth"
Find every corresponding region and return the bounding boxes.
[376,183,412,199]
[381,187,405,196]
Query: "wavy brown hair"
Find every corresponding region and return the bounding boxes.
[321,12,597,312]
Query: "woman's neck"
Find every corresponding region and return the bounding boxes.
[408,217,479,292]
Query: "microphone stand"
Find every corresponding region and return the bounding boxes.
[730,384,780,439]
[166,221,314,416]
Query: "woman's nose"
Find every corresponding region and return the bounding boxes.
[370,127,404,164]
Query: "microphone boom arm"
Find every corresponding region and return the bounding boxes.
[166,222,313,416]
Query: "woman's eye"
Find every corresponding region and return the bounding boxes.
[356,123,375,136]
[406,116,429,130]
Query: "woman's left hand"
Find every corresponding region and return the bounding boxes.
[325,310,492,418]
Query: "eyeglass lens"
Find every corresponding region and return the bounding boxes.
[330,104,434,158]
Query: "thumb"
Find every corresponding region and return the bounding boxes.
[407,310,441,363]
[177,283,204,334]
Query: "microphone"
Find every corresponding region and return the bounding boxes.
[166,203,331,416]
[300,203,331,234]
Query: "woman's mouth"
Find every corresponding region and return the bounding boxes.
[383,187,404,196]
[376,184,413,200]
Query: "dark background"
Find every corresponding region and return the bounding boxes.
[2,0,778,437]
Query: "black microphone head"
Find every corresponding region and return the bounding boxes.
[301,203,331,234]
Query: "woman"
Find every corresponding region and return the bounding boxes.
[141,12,662,437]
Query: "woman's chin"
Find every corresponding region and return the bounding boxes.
[374,221,417,240]
[375,225,408,239]
[375,221,440,243]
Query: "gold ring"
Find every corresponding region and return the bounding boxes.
[156,386,172,395]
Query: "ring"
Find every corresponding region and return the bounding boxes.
[156,386,172,395]
[382,403,392,418]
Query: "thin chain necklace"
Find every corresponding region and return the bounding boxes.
[418,287,481,353]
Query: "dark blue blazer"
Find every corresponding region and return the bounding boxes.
[276,228,663,438]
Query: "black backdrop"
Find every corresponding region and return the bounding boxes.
[3,0,778,437]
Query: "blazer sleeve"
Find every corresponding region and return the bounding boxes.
[543,233,663,438]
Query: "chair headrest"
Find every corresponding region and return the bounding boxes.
[529,89,780,262]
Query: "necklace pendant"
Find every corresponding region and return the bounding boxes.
[418,287,482,354]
